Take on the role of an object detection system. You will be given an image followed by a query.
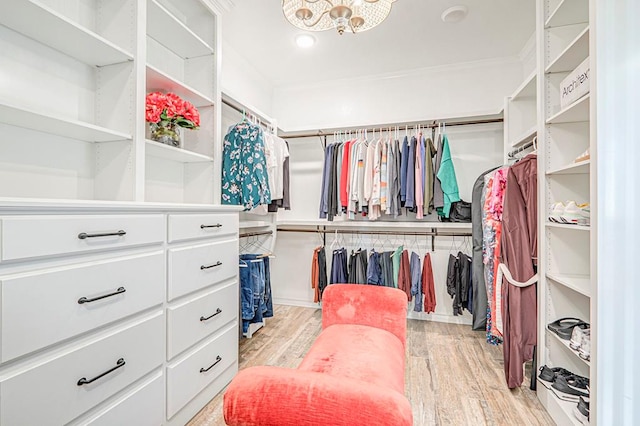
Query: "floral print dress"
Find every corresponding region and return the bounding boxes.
[222,122,271,210]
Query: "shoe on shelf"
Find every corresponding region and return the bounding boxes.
[579,330,591,361]
[552,374,590,402]
[570,324,591,350]
[574,396,590,425]
[560,201,591,226]
[548,317,589,340]
[549,202,565,223]
[574,148,590,163]
[538,365,572,389]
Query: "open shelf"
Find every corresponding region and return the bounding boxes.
[0,0,133,67]
[547,329,591,367]
[145,140,213,163]
[546,222,590,231]
[511,71,537,100]
[547,273,591,297]
[0,102,132,142]
[547,94,590,124]
[545,0,590,29]
[537,382,583,426]
[547,160,590,175]
[546,27,589,73]
[146,65,214,108]
[511,125,537,148]
[147,0,214,59]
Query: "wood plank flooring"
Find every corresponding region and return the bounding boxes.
[188,305,554,426]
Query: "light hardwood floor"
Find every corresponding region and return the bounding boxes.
[189,305,554,426]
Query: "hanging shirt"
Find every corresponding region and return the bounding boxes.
[319,144,333,219]
[423,137,436,214]
[405,136,417,209]
[410,252,423,312]
[400,136,409,203]
[436,134,461,218]
[433,133,445,209]
[398,250,412,301]
[415,135,424,219]
[263,133,277,198]
[222,121,271,210]
[380,139,389,212]
[340,140,353,210]
[422,253,436,314]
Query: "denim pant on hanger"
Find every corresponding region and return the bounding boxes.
[239,254,266,333]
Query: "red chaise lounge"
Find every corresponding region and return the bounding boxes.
[223,283,413,426]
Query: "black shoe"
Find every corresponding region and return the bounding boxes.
[573,396,590,424]
[547,318,590,340]
[538,365,572,389]
[552,375,590,401]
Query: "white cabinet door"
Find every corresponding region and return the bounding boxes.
[1,251,165,362]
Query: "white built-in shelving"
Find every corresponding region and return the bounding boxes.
[145,140,213,163]
[504,70,537,160]
[146,65,215,108]
[538,0,596,424]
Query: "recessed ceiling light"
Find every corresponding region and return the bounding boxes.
[441,5,468,23]
[295,34,316,49]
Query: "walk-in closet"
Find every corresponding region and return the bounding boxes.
[0,0,637,425]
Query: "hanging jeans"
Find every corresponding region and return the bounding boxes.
[239,255,266,333]
[330,248,348,284]
[263,257,273,318]
[367,251,382,285]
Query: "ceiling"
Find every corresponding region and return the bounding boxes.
[222,1,535,88]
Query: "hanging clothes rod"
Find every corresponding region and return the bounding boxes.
[279,117,504,139]
[239,230,274,238]
[507,140,535,158]
[221,96,276,128]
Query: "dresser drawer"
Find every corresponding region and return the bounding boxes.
[0,214,165,262]
[168,239,238,301]
[166,324,238,419]
[167,282,238,359]
[75,374,164,426]
[0,312,164,426]
[1,251,165,362]
[168,213,238,243]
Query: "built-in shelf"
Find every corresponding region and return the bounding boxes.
[537,382,583,426]
[276,220,473,230]
[546,222,590,231]
[547,160,590,175]
[239,221,272,229]
[511,71,537,100]
[548,329,591,367]
[147,0,213,59]
[547,273,591,297]
[511,126,537,148]
[146,65,214,108]
[0,102,131,142]
[0,0,133,66]
[546,27,589,73]
[545,0,590,29]
[145,140,213,163]
[547,94,590,124]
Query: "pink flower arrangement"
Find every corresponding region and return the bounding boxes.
[145,92,200,129]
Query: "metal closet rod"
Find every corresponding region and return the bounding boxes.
[508,139,536,158]
[239,230,273,238]
[221,98,276,129]
[280,118,504,139]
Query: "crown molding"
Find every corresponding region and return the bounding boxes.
[202,0,235,14]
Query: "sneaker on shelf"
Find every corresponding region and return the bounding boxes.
[574,396,590,425]
[574,148,591,163]
[579,330,591,361]
[548,317,589,340]
[560,201,590,226]
[549,202,565,223]
[552,374,590,402]
[538,365,572,389]
[570,324,590,350]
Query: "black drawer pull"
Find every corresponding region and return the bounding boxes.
[201,224,222,229]
[200,308,222,322]
[78,230,126,239]
[78,287,126,304]
[77,358,126,386]
[201,261,222,270]
[200,356,222,373]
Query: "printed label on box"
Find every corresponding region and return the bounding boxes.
[560,57,590,108]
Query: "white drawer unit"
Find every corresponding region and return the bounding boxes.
[0,214,165,262]
[73,373,165,426]
[168,213,238,243]
[0,251,165,362]
[166,324,238,419]
[167,239,238,301]
[0,312,164,426]
[167,282,239,359]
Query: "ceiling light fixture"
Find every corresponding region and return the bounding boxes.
[295,33,316,48]
[282,0,396,35]
[441,5,468,23]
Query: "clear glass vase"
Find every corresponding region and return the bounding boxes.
[150,122,180,147]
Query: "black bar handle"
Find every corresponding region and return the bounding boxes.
[201,261,222,270]
[201,224,222,229]
[200,308,222,322]
[78,287,126,304]
[78,230,126,239]
[199,356,222,373]
[77,358,126,386]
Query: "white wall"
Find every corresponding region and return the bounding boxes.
[221,40,274,117]
[272,57,523,132]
